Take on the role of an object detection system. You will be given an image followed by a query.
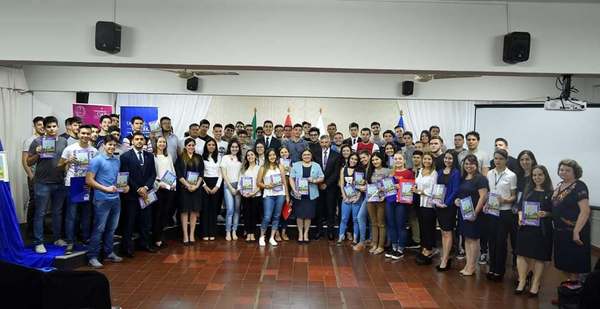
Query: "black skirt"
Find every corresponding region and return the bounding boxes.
[293,196,316,219]
[515,218,553,261]
[435,205,457,231]
[178,187,202,213]
[554,224,591,273]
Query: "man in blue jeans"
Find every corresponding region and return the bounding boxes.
[86,135,128,268]
[27,116,69,254]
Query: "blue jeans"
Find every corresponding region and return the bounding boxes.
[88,198,121,259]
[385,201,408,249]
[33,183,67,245]
[352,197,368,243]
[261,195,285,232]
[339,197,363,239]
[65,190,91,244]
[223,182,241,232]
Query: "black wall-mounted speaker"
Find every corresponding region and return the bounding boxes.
[503,32,530,64]
[76,92,89,103]
[187,77,199,91]
[95,21,121,54]
[402,81,414,96]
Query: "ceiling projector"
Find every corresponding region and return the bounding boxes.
[544,98,587,111]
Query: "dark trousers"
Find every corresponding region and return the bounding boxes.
[153,189,174,243]
[201,177,221,238]
[26,177,36,236]
[486,210,516,275]
[122,198,152,253]
[242,196,261,235]
[418,207,437,251]
[317,186,339,234]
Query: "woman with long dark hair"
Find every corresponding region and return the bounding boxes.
[175,138,204,244]
[201,138,222,241]
[352,150,372,251]
[239,150,262,242]
[338,153,364,245]
[257,149,289,246]
[434,150,461,271]
[413,152,438,264]
[220,140,242,241]
[276,146,292,241]
[365,151,390,255]
[152,136,175,249]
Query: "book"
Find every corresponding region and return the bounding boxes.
[160,170,177,189]
[40,136,56,158]
[270,173,283,192]
[0,152,8,182]
[186,171,200,185]
[139,189,158,209]
[367,184,382,202]
[354,172,365,185]
[522,201,541,226]
[397,180,415,204]
[484,192,501,216]
[74,149,90,165]
[240,176,254,194]
[280,158,291,173]
[343,184,357,198]
[430,184,447,207]
[297,178,309,196]
[116,172,129,192]
[69,176,90,203]
[380,177,397,197]
[459,196,476,221]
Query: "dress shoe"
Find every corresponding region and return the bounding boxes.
[144,246,158,253]
[327,233,335,241]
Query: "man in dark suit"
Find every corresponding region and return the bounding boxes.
[255,120,282,150]
[120,132,157,257]
[342,122,362,146]
[314,135,341,240]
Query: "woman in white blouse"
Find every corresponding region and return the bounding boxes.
[201,138,222,241]
[239,150,262,242]
[413,152,438,264]
[220,140,243,241]
[257,149,290,247]
[152,136,176,249]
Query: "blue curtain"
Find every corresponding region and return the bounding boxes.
[0,139,25,263]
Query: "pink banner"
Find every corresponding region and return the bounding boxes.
[72,103,113,126]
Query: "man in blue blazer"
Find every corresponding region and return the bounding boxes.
[120,132,157,257]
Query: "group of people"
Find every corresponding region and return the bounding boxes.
[22,113,591,298]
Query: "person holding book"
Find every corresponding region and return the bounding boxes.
[484,149,517,282]
[255,141,266,166]
[85,135,127,268]
[27,116,69,254]
[21,116,44,238]
[434,150,461,271]
[152,136,176,249]
[58,125,98,255]
[257,149,289,246]
[365,151,390,255]
[200,138,222,241]
[175,138,204,244]
[385,152,414,260]
[221,140,243,241]
[406,150,423,249]
[289,149,324,243]
[275,146,292,241]
[454,154,489,276]
[413,152,438,265]
[338,144,354,241]
[551,159,591,291]
[338,153,365,246]
[314,135,342,241]
[120,132,157,256]
[239,150,262,242]
[353,150,371,251]
[515,165,553,296]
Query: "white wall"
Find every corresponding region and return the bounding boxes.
[2,0,600,74]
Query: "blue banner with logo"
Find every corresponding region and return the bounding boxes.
[119,106,158,138]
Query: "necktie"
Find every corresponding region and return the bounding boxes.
[138,151,144,165]
[266,137,270,148]
[352,138,356,145]
[323,149,328,170]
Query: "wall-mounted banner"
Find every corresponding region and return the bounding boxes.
[119,106,158,137]
[72,103,113,126]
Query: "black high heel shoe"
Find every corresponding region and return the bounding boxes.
[436,259,452,272]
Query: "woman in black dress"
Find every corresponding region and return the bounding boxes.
[552,159,591,287]
[454,154,489,276]
[515,165,553,296]
[515,150,538,202]
[175,138,204,244]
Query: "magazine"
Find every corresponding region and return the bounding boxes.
[40,136,56,158]
[240,176,254,195]
[354,172,365,185]
[139,189,158,209]
[186,171,200,185]
[380,177,397,197]
[367,183,382,202]
[116,172,129,192]
[430,184,447,207]
[522,201,541,226]
[460,196,476,221]
[397,180,414,204]
[484,192,501,216]
[160,170,177,189]
[343,184,357,198]
[270,174,283,192]
[297,178,309,196]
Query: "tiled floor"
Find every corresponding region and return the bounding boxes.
[90,239,568,309]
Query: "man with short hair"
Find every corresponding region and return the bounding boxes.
[429,125,441,138]
[244,124,254,138]
[383,130,402,150]
[223,124,235,142]
[332,132,344,152]
[407,150,423,249]
[351,128,379,154]
[343,122,361,146]
[90,125,100,145]
[307,127,321,154]
[394,125,404,144]
[283,124,293,141]
[235,121,245,133]
[154,116,179,162]
[110,114,120,127]
[301,121,312,141]
[120,132,157,257]
[61,116,82,145]
[212,123,229,159]
[237,130,252,157]
[180,123,205,155]
[401,131,415,169]
[98,115,112,146]
[256,120,282,151]
[458,131,490,176]
[453,133,467,157]
[27,116,69,254]
[86,134,127,268]
[489,137,519,172]
[283,123,308,163]
[274,124,284,140]
[370,122,385,148]
[198,119,211,141]
[99,126,129,158]
[22,116,45,236]
[255,126,265,142]
[327,123,337,139]
[122,116,145,150]
[429,137,445,170]
[314,135,341,240]
[59,125,99,254]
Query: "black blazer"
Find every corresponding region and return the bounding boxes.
[314,146,341,187]
[256,135,282,151]
[342,136,362,146]
[120,149,157,200]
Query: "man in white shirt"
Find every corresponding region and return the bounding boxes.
[22,116,45,236]
[256,120,282,151]
[351,128,380,154]
[453,133,467,158]
[458,131,490,176]
[180,123,205,155]
[154,116,179,161]
[212,123,229,159]
[343,122,361,146]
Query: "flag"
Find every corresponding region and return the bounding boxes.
[251,109,257,140]
[397,114,405,129]
[284,114,292,127]
[316,110,325,137]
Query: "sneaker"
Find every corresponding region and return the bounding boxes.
[384,249,394,258]
[88,258,104,268]
[226,232,232,241]
[392,250,404,260]
[65,244,74,255]
[269,237,278,246]
[259,236,266,247]
[54,239,68,247]
[479,253,488,265]
[353,242,365,251]
[106,253,123,263]
[35,244,47,254]
[406,242,421,249]
[232,232,238,240]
